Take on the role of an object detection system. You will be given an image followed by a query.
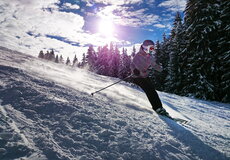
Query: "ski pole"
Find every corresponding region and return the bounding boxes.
[91,74,133,96]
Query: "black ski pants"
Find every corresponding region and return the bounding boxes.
[132,77,162,111]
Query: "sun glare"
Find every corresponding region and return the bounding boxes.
[98,18,114,38]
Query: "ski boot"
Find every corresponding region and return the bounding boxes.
[156,108,170,117]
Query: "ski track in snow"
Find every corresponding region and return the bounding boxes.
[0,46,229,160]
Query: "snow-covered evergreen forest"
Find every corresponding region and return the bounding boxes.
[38,0,229,103]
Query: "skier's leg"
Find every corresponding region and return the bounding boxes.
[142,78,163,111]
[132,78,163,111]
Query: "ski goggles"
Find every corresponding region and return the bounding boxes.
[142,45,155,54]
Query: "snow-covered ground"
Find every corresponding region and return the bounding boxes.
[0,46,229,160]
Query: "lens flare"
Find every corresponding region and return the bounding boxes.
[98,18,114,38]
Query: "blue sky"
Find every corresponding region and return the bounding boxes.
[0,0,186,60]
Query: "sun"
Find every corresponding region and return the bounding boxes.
[98,18,114,38]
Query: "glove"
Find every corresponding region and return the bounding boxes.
[133,68,140,76]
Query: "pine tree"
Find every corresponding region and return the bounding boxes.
[49,49,55,61]
[44,51,50,60]
[109,44,120,77]
[80,53,87,68]
[107,42,115,77]
[176,22,188,95]
[72,55,78,67]
[59,55,64,64]
[183,0,221,100]
[38,50,44,59]
[161,33,170,71]
[109,42,114,55]
[119,47,131,79]
[157,33,170,90]
[95,45,109,76]
[166,12,184,94]
[55,55,59,63]
[86,45,97,71]
[66,57,70,65]
[131,45,136,58]
[152,41,166,91]
[219,0,230,102]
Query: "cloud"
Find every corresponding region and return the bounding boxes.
[86,0,142,5]
[154,24,166,28]
[0,0,84,37]
[62,3,80,10]
[0,0,124,59]
[97,6,159,27]
[85,0,160,27]
[0,0,178,61]
[158,0,186,12]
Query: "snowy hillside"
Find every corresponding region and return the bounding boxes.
[0,46,229,160]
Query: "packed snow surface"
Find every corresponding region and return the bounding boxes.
[0,46,229,160]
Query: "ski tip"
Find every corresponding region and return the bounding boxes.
[173,118,190,125]
[158,114,190,125]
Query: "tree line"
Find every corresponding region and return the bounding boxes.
[38,0,229,103]
[84,43,135,79]
[38,44,135,80]
[152,0,229,103]
[38,49,81,67]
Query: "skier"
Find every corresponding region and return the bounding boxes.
[130,40,169,116]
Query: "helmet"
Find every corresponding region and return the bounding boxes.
[142,40,155,54]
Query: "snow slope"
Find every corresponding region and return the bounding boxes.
[0,46,229,160]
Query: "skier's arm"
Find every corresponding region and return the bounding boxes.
[150,55,163,72]
[130,61,140,76]
[133,68,140,76]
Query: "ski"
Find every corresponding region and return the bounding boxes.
[159,114,189,125]
[171,117,189,124]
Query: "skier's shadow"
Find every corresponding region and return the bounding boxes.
[94,89,228,159]
[159,117,228,160]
